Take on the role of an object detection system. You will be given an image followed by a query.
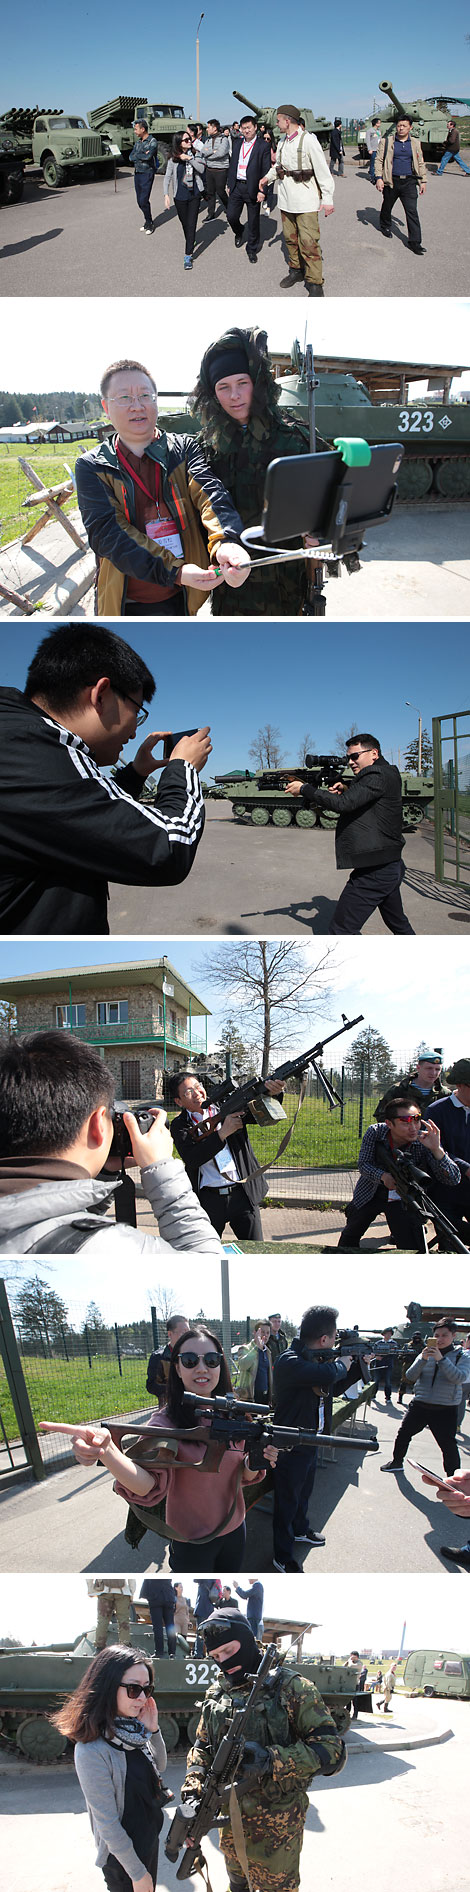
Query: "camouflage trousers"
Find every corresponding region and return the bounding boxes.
[281,211,323,285]
[95,1593,131,1650]
[220,1794,307,1891]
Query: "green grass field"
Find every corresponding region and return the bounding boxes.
[0,439,90,548]
[246,1091,378,1170]
[0,1353,150,1444]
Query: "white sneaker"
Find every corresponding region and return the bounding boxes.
[140,223,153,234]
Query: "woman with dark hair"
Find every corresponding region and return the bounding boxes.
[40,1328,277,1572]
[163,131,205,269]
[51,1645,166,1892]
[191,325,316,615]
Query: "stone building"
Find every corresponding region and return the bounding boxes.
[1,958,211,1101]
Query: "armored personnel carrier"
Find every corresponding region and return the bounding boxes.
[87,96,147,161]
[233,90,332,147]
[358,80,449,163]
[0,1615,363,1760]
[212,756,434,831]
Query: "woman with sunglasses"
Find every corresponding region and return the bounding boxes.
[40,1328,277,1572]
[163,130,206,269]
[51,1646,166,1892]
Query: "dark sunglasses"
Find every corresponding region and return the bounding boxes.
[179,1349,221,1369]
[395,1113,421,1125]
[122,1681,152,1699]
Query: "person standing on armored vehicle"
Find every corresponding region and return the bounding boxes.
[176,1608,346,1892]
[258,104,334,296]
[191,326,318,617]
[375,113,426,254]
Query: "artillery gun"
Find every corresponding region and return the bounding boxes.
[87,96,147,161]
[233,90,332,146]
[211,755,434,831]
[358,80,449,163]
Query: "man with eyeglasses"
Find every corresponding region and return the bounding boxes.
[76,358,251,616]
[0,624,211,934]
[337,1096,460,1251]
[287,732,414,934]
[381,1319,470,1478]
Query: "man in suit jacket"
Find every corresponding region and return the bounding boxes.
[226,113,272,262]
[425,1059,470,1239]
[169,1068,282,1240]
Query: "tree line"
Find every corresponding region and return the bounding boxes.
[0,390,101,428]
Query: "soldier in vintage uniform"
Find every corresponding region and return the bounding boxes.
[180,1610,346,1891]
[191,326,317,617]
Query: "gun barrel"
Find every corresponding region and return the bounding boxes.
[379,79,407,116]
[233,91,260,113]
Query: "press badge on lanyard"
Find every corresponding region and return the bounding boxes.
[116,442,183,557]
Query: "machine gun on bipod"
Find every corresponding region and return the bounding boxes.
[374,1140,470,1254]
[187,1013,364,1135]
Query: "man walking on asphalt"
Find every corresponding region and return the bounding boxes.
[381,1319,470,1477]
[271,1304,370,1571]
[129,119,159,233]
[375,113,426,253]
[287,731,414,933]
[258,104,334,296]
[437,121,470,176]
[0,624,211,934]
[226,114,271,263]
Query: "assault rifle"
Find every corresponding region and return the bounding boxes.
[375,1139,469,1255]
[101,1391,379,1477]
[188,1012,364,1135]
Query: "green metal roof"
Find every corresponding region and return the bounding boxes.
[0,957,211,1018]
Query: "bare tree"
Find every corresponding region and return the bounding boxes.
[297,732,316,765]
[248,725,285,769]
[334,720,359,754]
[198,940,336,1076]
[147,1283,178,1325]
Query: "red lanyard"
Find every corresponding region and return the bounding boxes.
[116,439,161,507]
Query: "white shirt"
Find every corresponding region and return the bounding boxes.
[189,1108,240,1191]
[450,1091,470,1119]
[237,136,256,180]
[264,128,334,214]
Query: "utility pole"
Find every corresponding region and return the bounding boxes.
[196,12,205,123]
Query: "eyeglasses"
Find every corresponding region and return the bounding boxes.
[109,391,157,406]
[179,1350,221,1369]
[122,1681,152,1699]
[394,1114,421,1125]
[123,693,148,728]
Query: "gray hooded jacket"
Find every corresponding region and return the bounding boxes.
[0,1159,224,1257]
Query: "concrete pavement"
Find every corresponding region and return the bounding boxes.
[1,1406,469,1575]
[2,1696,468,1892]
[2,155,469,297]
[109,808,470,935]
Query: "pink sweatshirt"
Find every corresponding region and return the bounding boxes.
[114,1405,265,1541]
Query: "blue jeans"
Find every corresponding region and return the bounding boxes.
[437,149,470,174]
[368,154,376,181]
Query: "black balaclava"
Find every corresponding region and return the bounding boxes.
[201,1610,261,1682]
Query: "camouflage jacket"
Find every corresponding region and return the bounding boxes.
[199,408,311,617]
[183,1664,343,1813]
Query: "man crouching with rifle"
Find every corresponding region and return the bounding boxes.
[166,1609,346,1888]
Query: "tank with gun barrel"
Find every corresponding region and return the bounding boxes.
[358,80,449,163]
[233,90,332,146]
[0,1613,366,1762]
[87,97,147,161]
[211,755,434,831]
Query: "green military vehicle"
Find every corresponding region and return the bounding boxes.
[233,90,332,147]
[158,340,470,502]
[358,79,449,163]
[0,1613,364,1760]
[135,103,192,167]
[30,110,114,187]
[211,756,434,831]
[87,96,147,162]
[404,1650,470,1699]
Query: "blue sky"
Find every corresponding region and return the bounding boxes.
[3,621,466,778]
[3,2,470,121]
[1,1571,468,1654]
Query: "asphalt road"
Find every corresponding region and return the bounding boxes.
[2,1405,469,1575]
[109,808,470,935]
[2,1697,469,1892]
[2,155,470,296]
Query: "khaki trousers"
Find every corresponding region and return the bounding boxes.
[281,210,323,284]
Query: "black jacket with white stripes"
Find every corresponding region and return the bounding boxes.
[0,689,205,934]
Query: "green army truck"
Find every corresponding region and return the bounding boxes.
[404,1650,470,1699]
[87,97,147,162]
[135,104,192,167]
[31,111,114,187]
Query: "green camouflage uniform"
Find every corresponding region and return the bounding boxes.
[192,327,316,618]
[182,1665,344,1891]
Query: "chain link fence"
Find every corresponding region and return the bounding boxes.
[237,1049,432,1204]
